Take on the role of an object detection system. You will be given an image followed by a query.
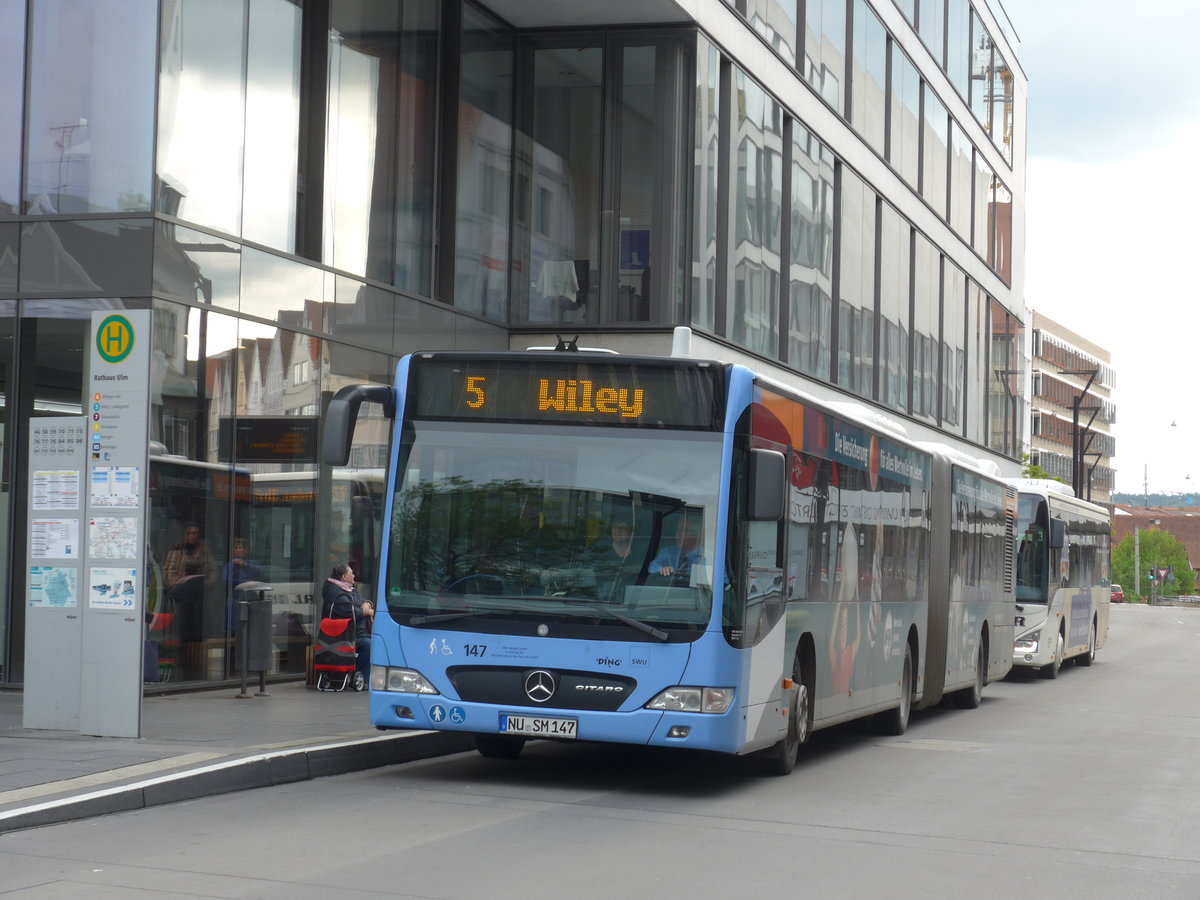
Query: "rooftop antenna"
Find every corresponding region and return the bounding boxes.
[553,334,580,352]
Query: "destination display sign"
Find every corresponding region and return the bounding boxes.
[408,356,723,429]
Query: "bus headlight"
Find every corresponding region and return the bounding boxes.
[372,666,438,694]
[645,686,734,714]
[1014,631,1041,653]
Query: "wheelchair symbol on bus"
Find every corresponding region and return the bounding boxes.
[449,706,465,724]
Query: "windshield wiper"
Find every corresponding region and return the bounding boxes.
[518,594,670,641]
[409,608,514,625]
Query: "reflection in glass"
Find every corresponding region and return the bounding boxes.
[911,235,939,422]
[837,168,874,398]
[788,126,834,379]
[990,49,1014,165]
[989,298,1023,457]
[0,0,25,214]
[918,0,945,66]
[692,38,721,333]
[851,0,886,154]
[965,281,988,445]
[454,5,513,320]
[949,123,973,239]
[878,203,909,413]
[155,224,241,307]
[972,152,992,258]
[25,0,156,215]
[243,0,302,252]
[991,177,1013,282]
[0,223,16,292]
[732,70,782,358]
[946,0,970,99]
[20,219,153,295]
[890,49,920,188]
[942,261,965,429]
[922,86,948,217]
[239,246,324,322]
[517,45,602,325]
[157,0,246,235]
[744,0,797,66]
[324,0,439,294]
[804,0,846,113]
[969,11,992,131]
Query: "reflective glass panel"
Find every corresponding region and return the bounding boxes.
[918,0,944,66]
[992,177,1013,282]
[20,219,152,295]
[518,45,602,324]
[731,70,782,357]
[787,125,834,379]
[972,151,992,257]
[991,48,1014,165]
[0,223,16,292]
[890,50,920,188]
[989,298,1022,456]
[157,0,246,235]
[804,0,846,113]
[948,122,972,239]
[836,167,874,397]
[911,234,938,422]
[942,260,965,428]
[0,0,24,214]
[155,223,242,307]
[965,281,987,445]
[243,0,302,252]
[25,0,156,215]
[922,86,948,217]
[969,12,991,130]
[239,246,324,323]
[745,0,798,66]
[946,0,970,99]
[692,38,720,333]
[878,203,909,413]
[454,5,513,320]
[851,0,887,154]
[324,0,439,294]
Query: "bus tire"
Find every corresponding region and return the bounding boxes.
[475,735,526,759]
[953,643,985,709]
[756,669,810,776]
[1042,631,1064,679]
[1076,619,1096,667]
[873,644,913,735]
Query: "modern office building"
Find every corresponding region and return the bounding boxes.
[1028,310,1116,503]
[0,0,1026,687]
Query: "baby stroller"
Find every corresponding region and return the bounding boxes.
[313,616,364,691]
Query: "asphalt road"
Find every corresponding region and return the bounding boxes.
[2,603,1199,899]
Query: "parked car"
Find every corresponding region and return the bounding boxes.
[1110,583,1124,603]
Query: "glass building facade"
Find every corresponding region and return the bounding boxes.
[0,0,1026,687]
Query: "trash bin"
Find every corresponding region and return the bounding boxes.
[235,581,274,697]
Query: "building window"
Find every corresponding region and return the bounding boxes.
[804,0,847,114]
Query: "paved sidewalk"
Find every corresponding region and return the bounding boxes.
[0,682,472,833]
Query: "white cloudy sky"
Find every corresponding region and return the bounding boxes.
[1001,0,1200,496]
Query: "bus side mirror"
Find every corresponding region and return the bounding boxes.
[322,384,394,466]
[749,448,786,522]
[1048,517,1066,550]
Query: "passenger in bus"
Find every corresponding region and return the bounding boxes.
[321,563,373,687]
[164,523,214,644]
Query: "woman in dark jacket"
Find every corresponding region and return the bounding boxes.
[321,563,373,687]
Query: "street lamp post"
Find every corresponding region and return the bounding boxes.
[1059,367,1100,497]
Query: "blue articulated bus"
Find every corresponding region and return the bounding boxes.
[323,349,1015,774]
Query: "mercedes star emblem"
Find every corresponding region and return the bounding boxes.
[524,669,556,703]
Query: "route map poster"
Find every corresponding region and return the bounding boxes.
[29,566,79,608]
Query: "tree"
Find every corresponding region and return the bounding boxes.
[1020,453,1065,483]
[1112,529,1196,600]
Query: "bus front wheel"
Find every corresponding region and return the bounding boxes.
[1042,631,1065,679]
[1076,620,1096,667]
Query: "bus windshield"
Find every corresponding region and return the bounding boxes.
[1015,494,1049,603]
[386,421,724,637]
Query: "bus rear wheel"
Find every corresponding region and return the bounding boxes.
[1076,620,1096,667]
[475,735,526,759]
[873,644,913,735]
[953,643,985,709]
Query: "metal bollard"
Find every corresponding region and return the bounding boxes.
[235,581,274,699]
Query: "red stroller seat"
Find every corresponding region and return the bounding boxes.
[314,617,361,691]
[147,611,179,682]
